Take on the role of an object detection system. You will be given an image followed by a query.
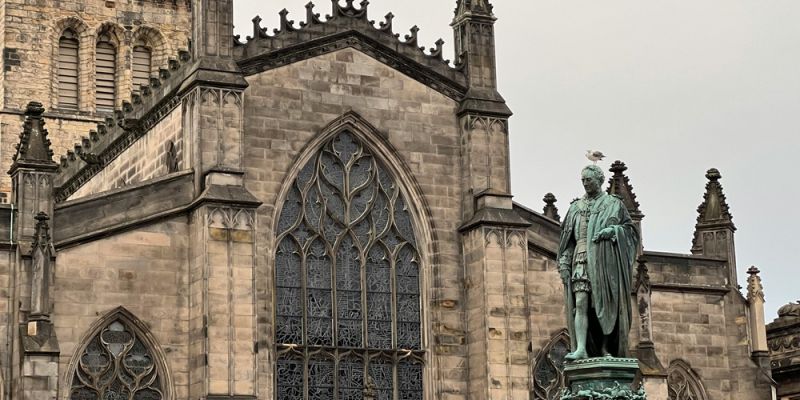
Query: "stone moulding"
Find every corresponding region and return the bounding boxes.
[53,50,192,203]
[236,1,467,100]
[561,357,646,400]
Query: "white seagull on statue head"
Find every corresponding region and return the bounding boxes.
[586,150,606,164]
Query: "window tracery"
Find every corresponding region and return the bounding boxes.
[532,330,570,400]
[667,360,707,400]
[69,316,165,400]
[275,130,424,400]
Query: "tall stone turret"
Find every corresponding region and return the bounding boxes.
[185,2,260,399]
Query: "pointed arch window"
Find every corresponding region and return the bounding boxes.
[532,330,570,400]
[57,29,80,110]
[69,312,167,400]
[667,360,708,400]
[275,130,424,400]
[132,40,152,92]
[95,33,117,112]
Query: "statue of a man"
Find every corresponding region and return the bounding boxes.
[557,165,639,360]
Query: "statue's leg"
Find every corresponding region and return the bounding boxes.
[565,292,589,360]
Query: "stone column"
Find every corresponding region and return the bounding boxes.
[460,191,531,399]
[9,102,59,400]
[747,266,770,372]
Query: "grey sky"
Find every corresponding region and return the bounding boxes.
[233,0,800,319]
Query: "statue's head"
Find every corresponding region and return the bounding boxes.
[581,165,605,196]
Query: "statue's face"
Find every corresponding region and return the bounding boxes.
[581,171,602,196]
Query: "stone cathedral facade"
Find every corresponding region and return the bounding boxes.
[0,0,790,399]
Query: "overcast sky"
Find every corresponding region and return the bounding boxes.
[233,0,800,320]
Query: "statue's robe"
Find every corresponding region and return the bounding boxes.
[557,193,639,357]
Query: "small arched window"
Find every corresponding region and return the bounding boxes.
[532,330,570,400]
[69,310,168,399]
[95,33,117,112]
[667,360,708,400]
[132,40,152,91]
[57,29,80,110]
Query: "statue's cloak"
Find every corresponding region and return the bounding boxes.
[557,193,639,357]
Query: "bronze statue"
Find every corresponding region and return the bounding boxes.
[557,165,640,360]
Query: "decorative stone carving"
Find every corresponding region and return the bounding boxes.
[667,360,708,400]
[532,330,570,400]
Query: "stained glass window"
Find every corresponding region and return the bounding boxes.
[667,360,707,400]
[532,331,570,400]
[275,130,424,399]
[70,318,164,400]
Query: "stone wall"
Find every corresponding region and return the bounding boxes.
[0,0,191,195]
[54,218,190,399]
[242,48,465,399]
[68,105,183,199]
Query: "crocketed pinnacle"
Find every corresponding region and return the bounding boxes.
[746,266,764,302]
[607,160,643,221]
[454,0,495,22]
[542,193,560,222]
[12,102,56,168]
[695,168,734,227]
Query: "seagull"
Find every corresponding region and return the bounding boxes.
[586,150,606,164]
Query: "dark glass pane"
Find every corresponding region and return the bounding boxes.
[297,157,316,190]
[349,155,373,190]
[276,239,302,287]
[308,357,334,400]
[278,186,302,235]
[398,362,423,400]
[304,186,324,228]
[321,151,345,192]
[333,131,360,165]
[376,165,395,196]
[291,223,314,247]
[322,214,344,245]
[338,356,364,400]
[336,236,362,348]
[351,182,375,223]
[320,181,345,223]
[393,196,416,245]
[369,360,393,400]
[371,191,391,237]
[277,357,303,400]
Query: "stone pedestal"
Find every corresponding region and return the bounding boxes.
[561,358,646,400]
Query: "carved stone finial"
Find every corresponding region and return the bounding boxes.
[607,160,643,221]
[11,101,56,169]
[746,266,764,302]
[454,0,495,20]
[543,192,560,221]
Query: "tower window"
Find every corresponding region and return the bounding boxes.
[132,41,152,91]
[57,29,79,110]
[95,33,117,112]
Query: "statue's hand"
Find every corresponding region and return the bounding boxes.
[593,227,616,242]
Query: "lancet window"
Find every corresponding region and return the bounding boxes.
[69,316,165,400]
[57,29,80,110]
[532,330,570,400]
[132,40,152,92]
[667,360,707,400]
[95,33,117,112]
[275,130,424,400]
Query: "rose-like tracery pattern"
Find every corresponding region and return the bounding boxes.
[275,131,423,399]
[70,320,163,400]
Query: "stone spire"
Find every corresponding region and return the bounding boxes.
[607,160,643,222]
[542,193,560,221]
[691,168,737,260]
[694,168,734,228]
[10,102,56,173]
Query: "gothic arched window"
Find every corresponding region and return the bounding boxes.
[95,32,117,112]
[57,29,80,110]
[532,330,570,400]
[132,39,152,92]
[667,360,708,400]
[69,309,168,400]
[275,130,424,400]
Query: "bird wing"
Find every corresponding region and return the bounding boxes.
[593,151,605,158]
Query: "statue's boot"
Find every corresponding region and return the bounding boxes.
[565,349,588,361]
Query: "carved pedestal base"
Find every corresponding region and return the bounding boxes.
[561,357,646,400]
